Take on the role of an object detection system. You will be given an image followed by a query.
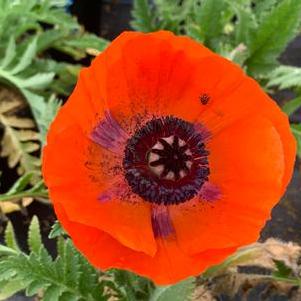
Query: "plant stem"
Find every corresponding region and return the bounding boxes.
[0,190,49,202]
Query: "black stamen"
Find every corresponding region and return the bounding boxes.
[123,116,210,205]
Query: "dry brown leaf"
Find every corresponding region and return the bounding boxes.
[0,85,41,177]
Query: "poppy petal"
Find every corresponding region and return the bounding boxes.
[170,115,288,255]
[55,202,237,285]
[43,30,296,284]
[43,124,156,256]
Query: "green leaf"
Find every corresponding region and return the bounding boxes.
[19,72,55,90]
[10,37,37,75]
[26,279,47,296]
[194,0,226,48]
[0,278,28,300]
[253,0,280,21]
[39,95,62,145]
[48,220,65,239]
[150,278,194,301]
[59,292,79,301]
[5,172,34,195]
[282,97,301,116]
[0,244,18,256]
[231,1,257,46]
[273,259,293,278]
[0,36,16,69]
[0,217,157,300]
[4,221,20,252]
[131,0,157,32]
[246,0,301,75]
[43,285,64,301]
[291,123,301,157]
[267,65,301,89]
[27,215,43,253]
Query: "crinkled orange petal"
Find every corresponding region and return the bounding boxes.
[170,115,288,255]
[43,124,156,256]
[89,31,218,130]
[55,203,237,285]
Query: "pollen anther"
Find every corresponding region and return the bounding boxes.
[148,135,192,181]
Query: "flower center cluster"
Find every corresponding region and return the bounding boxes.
[148,135,192,181]
[123,116,210,205]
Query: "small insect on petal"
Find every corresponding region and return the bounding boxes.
[199,93,210,105]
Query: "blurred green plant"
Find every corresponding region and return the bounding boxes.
[132,0,301,156]
[0,0,108,212]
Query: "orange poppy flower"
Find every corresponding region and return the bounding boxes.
[42,31,296,284]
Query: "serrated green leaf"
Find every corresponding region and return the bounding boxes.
[267,65,301,89]
[0,264,16,282]
[246,0,301,75]
[282,97,301,116]
[0,37,16,69]
[6,172,34,195]
[273,259,293,278]
[60,33,109,55]
[291,123,301,157]
[194,0,226,48]
[19,72,55,89]
[230,1,257,46]
[0,278,28,300]
[4,221,20,251]
[48,220,64,239]
[39,95,61,144]
[28,215,42,253]
[0,244,18,255]
[59,291,79,301]
[43,285,64,301]
[131,0,158,32]
[150,278,194,301]
[26,279,47,296]
[37,29,67,53]
[10,37,37,75]
[254,0,280,21]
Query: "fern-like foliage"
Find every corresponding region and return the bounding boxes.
[0,0,108,210]
[131,0,301,76]
[0,217,156,301]
[131,0,194,34]
[0,0,108,130]
[245,0,301,75]
[268,65,301,90]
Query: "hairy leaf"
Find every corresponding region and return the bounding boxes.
[268,65,301,89]
[246,0,301,75]
[282,97,301,116]
[28,216,43,253]
[131,0,158,32]
[0,217,156,300]
[150,278,194,301]
[291,124,301,157]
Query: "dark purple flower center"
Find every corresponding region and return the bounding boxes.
[123,116,210,205]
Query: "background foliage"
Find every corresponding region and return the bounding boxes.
[0,0,301,300]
